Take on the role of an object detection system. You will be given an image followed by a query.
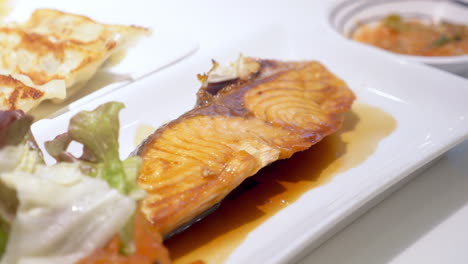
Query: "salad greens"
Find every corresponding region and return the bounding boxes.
[45,102,144,255]
[0,219,7,256]
[0,102,145,263]
[45,102,144,199]
[0,182,14,256]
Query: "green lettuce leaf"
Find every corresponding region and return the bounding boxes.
[0,218,8,256]
[45,102,143,196]
[0,180,13,258]
[68,102,132,194]
[44,102,144,255]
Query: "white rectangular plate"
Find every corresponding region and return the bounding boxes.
[31,1,468,263]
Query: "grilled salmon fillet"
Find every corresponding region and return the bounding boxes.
[137,56,355,236]
[0,9,149,112]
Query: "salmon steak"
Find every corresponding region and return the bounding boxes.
[137,56,356,237]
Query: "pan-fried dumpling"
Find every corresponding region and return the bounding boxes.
[0,73,65,112]
[0,9,149,112]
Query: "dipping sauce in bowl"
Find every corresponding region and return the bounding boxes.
[352,14,468,57]
[328,0,468,75]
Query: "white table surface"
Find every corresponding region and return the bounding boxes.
[19,0,468,263]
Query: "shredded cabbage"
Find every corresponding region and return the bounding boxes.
[0,163,135,264]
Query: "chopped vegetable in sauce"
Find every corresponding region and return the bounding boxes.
[352,14,468,56]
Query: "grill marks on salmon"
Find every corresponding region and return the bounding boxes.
[244,62,350,132]
[137,57,355,236]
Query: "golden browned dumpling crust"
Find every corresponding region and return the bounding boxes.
[0,9,149,112]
